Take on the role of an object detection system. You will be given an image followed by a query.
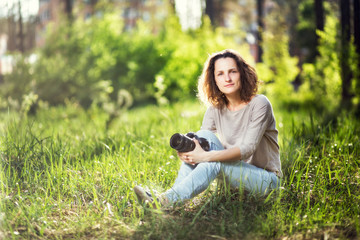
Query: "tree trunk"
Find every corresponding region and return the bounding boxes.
[354,0,360,63]
[256,0,264,63]
[65,0,73,22]
[205,0,225,27]
[18,1,24,53]
[314,0,324,56]
[340,0,352,107]
[354,0,360,115]
[205,0,215,26]
[7,13,16,51]
[90,0,98,15]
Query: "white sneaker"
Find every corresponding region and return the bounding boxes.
[133,185,170,209]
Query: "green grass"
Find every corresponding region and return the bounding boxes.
[0,100,359,239]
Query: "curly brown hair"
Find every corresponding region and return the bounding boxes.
[197,49,258,109]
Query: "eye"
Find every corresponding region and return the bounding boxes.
[217,72,223,76]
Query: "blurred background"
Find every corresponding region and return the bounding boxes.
[0,0,359,115]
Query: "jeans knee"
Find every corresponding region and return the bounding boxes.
[270,174,281,189]
[197,161,221,174]
[196,130,224,151]
[196,130,214,139]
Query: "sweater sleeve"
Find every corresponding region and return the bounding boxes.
[239,97,273,160]
[201,107,217,133]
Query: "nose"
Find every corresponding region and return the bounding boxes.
[225,73,231,82]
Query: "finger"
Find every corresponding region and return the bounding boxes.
[193,139,202,149]
[180,154,189,162]
[185,156,192,163]
[178,152,187,160]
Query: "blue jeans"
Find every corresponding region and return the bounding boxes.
[164,130,280,203]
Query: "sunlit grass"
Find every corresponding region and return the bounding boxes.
[0,100,359,239]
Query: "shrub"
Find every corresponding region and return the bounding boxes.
[0,11,251,109]
[0,55,33,110]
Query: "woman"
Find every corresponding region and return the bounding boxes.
[134,49,282,207]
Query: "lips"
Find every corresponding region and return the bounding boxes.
[224,84,234,87]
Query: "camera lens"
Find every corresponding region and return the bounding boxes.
[170,133,183,149]
[170,133,195,152]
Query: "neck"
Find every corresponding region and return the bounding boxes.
[226,95,254,111]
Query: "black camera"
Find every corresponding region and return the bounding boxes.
[169,132,210,152]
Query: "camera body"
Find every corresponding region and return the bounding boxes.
[169,132,210,152]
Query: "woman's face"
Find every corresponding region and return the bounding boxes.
[214,57,241,97]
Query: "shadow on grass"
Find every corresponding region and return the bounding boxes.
[131,189,279,240]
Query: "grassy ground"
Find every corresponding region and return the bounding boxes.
[0,99,359,239]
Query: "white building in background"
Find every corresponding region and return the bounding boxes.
[0,34,7,55]
[174,0,203,31]
[0,34,14,75]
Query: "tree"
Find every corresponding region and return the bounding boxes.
[205,0,215,25]
[7,12,17,51]
[314,0,324,56]
[340,0,352,107]
[17,1,24,53]
[0,0,36,53]
[256,0,264,62]
[355,1,360,56]
[205,0,225,27]
[354,0,360,114]
[355,1,360,55]
[65,0,73,21]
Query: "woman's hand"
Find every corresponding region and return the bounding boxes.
[177,139,210,164]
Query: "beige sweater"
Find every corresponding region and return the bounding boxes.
[201,94,283,177]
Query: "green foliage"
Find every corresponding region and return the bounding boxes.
[35,14,129,107]
[156,16,251,102]
[0,55,34,109]
[1,12,251,109]
[1,2,355,114]
[295,0,317,63]
[349,40,360,108]
[300,13,342,111]
[256,5,300,107]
